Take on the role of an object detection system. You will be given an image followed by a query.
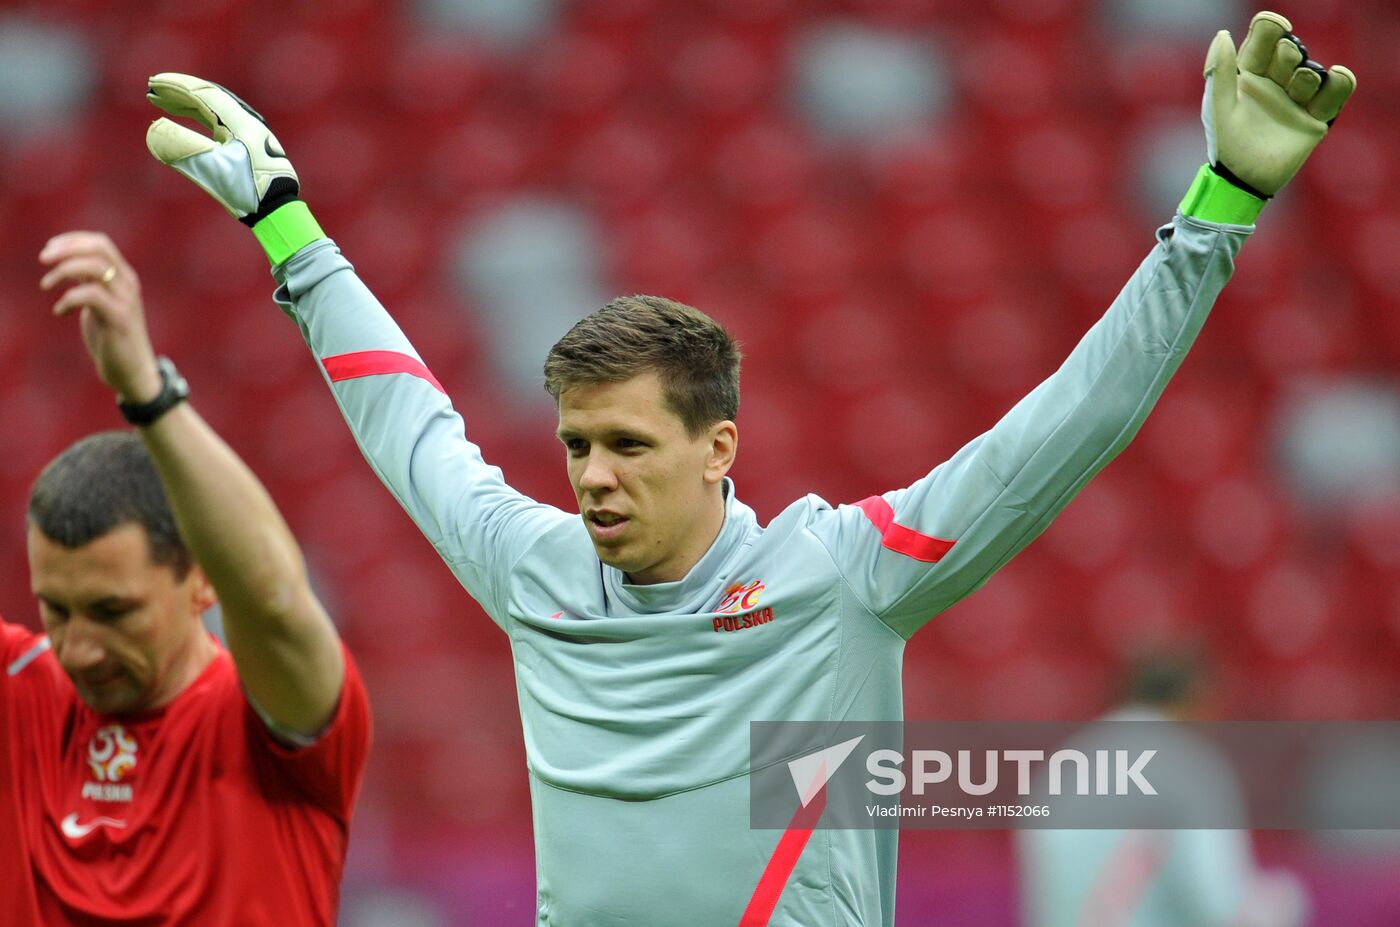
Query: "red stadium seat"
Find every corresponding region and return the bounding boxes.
[1005,122,1107,214]
[384,35,494,119]
[1343,490,1400,571]
[709,121,816,214]
[753,209,864,301]
[1039,471,1136,572]
[1189,476,1287,571]
[1305,120,1396,217]
[569,118,673,207]
[946,292,1061,398]
[840,384,976,491]
[934,569,1031,663]
[1246,562,1336,660]
[1047,211,1147,306]
[610,205,723,296]
[669,32,771,117]
[1139,383,1253,486]
[429,119,536,196]
[956,34,1056,120]
[249,31,349,115]
[289,116,385,210]
[1089,562,1193,659]
[975,654,1112,720]
[528,34,629,116]
[862,129,966,214]
[704,0,795,26]
[900,210,1004,303]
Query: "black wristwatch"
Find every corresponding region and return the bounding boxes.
[117,356,189,427]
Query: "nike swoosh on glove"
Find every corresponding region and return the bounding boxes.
[146,73,300,225]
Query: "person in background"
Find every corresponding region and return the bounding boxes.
[0,231,371,925]
[1017,653,1310,927]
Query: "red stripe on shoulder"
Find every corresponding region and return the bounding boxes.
[852,496,955,563]
[322,350,446,395]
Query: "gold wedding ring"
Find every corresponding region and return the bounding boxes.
[100,265,117,286]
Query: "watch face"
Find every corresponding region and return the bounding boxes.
[161,359,190,399]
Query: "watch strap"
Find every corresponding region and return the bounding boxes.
[118,357,189,427]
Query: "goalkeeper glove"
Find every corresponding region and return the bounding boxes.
[1182,11,1356,226]
[146,73,324,264]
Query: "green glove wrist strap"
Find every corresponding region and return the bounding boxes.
[252,201,325,265]
[1178,163,1267,226]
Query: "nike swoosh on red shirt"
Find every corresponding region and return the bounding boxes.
[60,813,127,840]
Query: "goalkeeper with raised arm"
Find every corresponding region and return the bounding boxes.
[144,12,1351,926]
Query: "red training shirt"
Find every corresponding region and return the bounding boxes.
[0,617,371,926]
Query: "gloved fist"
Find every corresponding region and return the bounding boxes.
[146,73,300,224]
[1203,11,1356,197]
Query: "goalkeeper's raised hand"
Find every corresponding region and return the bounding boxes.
[146,73,324,265]
[1182,11,1356,226]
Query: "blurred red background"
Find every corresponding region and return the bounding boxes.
[1,0,1397,923]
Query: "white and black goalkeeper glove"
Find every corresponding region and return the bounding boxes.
[1181,11,1356,226]
[146,73,324,264]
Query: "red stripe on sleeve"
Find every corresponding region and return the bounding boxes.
[853,496,956,563]
[738,787,827,926]
[322,350,446,395]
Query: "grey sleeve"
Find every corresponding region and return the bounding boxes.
[808,215,1251,638]
[272,239,569,625]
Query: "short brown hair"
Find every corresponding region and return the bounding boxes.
[29,431,192,578]
[544,295,741,436]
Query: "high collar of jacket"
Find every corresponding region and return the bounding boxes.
[603,478,757,616]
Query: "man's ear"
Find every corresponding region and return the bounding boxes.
[184,563,218,615]
[704,421,738,485]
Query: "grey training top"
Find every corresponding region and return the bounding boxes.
[272,213,1249,926]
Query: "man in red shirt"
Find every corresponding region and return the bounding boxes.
[0,231,372,925]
